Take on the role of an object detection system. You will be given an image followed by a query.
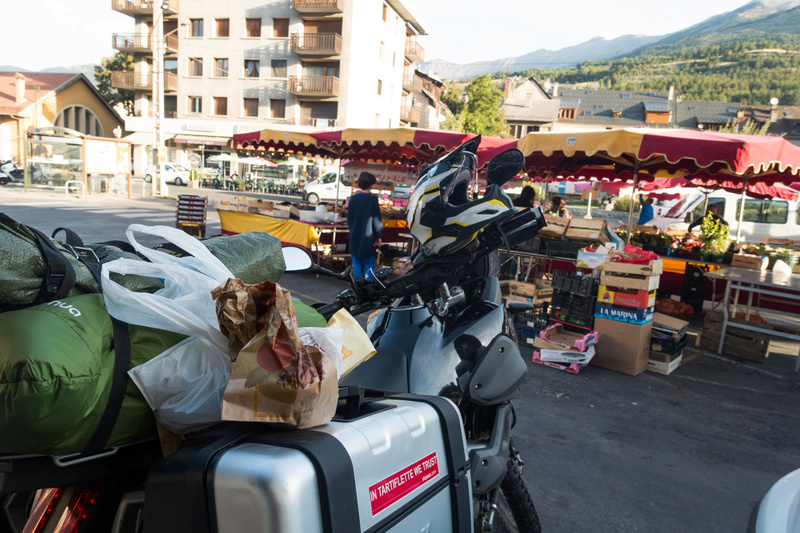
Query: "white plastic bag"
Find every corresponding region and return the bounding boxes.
[101,225,235,433]
[298,327,345,378]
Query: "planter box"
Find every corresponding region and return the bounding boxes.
[597,285,657,309]
[647,352,683,375]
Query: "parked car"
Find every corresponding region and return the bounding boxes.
[144,163,191,185]
[302,171,351,205]
[394,184,413,199]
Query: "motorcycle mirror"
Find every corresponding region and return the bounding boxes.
[282,245,314,272]
[485,149,525,186]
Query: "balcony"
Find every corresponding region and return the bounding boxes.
[111,33,178,55]
[291,0,343,14]
[405,39,424,63]
[400,106,422,124]
[402,72,422,92]
[290,33,342,56]
[289,75,339,97]
[112,0,179,16]
[111,71,179,92]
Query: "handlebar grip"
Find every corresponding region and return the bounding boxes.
[316,300,345,320]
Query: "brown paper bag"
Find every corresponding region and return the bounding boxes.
[216,281,337,428]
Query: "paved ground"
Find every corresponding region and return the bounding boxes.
[2,184,799,532]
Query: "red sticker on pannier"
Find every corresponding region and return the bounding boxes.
[368,452,440,515]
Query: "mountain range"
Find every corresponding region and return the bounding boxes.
[422,0,800,80]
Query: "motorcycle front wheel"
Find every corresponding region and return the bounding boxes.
[475,445,541,533]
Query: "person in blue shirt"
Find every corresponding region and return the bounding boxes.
[346,172,383,280]
[637,194,655,225]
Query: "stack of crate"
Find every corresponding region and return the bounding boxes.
[591,259,662,376]
[549,270,600,330]
[696,311,771,363]
[175,195,207,237]
[648,313,689,375]
[680,264,708,314]
[514,302,551,349]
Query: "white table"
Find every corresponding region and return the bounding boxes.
[706,267,800,371]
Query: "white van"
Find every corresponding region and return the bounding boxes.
[647,190,800,243]
[144,163,191,185]
[301,171,351,205]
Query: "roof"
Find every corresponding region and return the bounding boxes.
[501,78,560,123]
[644,102,670,112]
[0,72,76,115]
[385,0,428,35]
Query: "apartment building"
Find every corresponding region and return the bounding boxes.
[110,0,428,174]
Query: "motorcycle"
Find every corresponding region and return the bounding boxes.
[0,160,24,185]
[1,138,545,533]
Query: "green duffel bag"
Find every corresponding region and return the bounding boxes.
[0,293,186,455]
[0,293,326,455]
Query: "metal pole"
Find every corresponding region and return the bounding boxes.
[625,162,641,245]
[152,2,165,196]
[736,176,748,243]
[334,156,343,215]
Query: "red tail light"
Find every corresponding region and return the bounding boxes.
[30,487,99,533]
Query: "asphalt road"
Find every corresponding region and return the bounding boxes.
[2,184,799,532]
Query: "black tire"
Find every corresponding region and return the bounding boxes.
[495,447,541,533]
[0,177,9,186]
[144,174,153,183]
[306,192,320,205]
[174,177,183,186]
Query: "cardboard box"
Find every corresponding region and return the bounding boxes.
[647,351,683,375]
[651,313,689,340]
[730,254,768,271]
[538,215,569,240]
[597,285,657,309]
[594,301,654,324]
[591,317,653,376]
[604,259,663,276]
[539,323,598,351]
[577,250,608,270]
[600,272,660,292]
[533,338,596,365]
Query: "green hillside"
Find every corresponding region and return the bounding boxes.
[505,37,800,106]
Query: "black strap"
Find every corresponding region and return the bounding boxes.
[28,227,76,305]
[55,227,131,458]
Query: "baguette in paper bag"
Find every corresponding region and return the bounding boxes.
[217,281,337,428]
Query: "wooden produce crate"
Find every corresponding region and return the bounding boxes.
[730,254,768,271]
[565,218,612,245]
[600,272,660,292]
[696,311,771,363]
[538,215,569,240]
[647,352,683,375]
[509,279,553,299]
[633,225,660,234]
[604,259,663,277]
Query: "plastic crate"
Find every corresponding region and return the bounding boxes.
[551,271,599,297]
[546,241,579,259]
[551,291,595,317]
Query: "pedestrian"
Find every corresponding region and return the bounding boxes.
[347,172,383,280]
[513,185,536,208]
[548,195,571,218]
[688,203,728,232]
[637,194,655,225]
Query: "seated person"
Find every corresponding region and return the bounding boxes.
[547,195,571,218]
[513,185,536,208]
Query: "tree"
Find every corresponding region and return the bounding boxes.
[457,75,506,136]
[94,52,135,116]
[441,83,465,116]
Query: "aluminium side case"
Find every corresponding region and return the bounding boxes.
[143,388,472,533]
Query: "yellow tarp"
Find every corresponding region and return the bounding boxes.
[217,209,320,248]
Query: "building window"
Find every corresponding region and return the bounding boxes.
[244,59,260,78]
[243,98,259,117]
[214,58,229,77]
[190,19,203,37]
[215,18,230,37]
[558,108,576,120]
[54,105,104,137]
[246,18,261,38]
[189,57,203,76]
[270,99,286,119]
[382,4,388,21]
[188,96,202,114]
[273,18,289,38]
[271,59,287,78]
[377,79,382,95]
[214,97,227,116]
[380,41,385,60]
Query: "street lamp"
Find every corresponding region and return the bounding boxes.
[152,1,168,196]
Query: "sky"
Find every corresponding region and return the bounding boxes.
[3,0,752,71]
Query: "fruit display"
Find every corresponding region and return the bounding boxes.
[655,299,696,316]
